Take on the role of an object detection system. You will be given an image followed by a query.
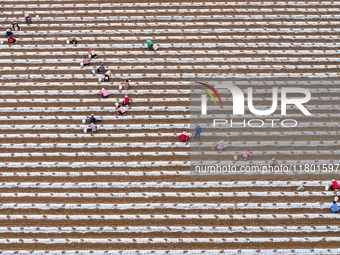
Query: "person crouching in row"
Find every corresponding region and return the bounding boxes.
[8,36,16,44]
[11,20,20,30]
[101,70,112,82]
[120,79,130,90]
[146,39,158,51]
[89,48,97,58]
[103,75,110,82]
[326,179,339,191]
[100,88,109,98]
[331,197,339,213]
[67,37,77,44]
[214,140,225,153]
[6,29,13,38]
[97,63,105,73]
[122,95,130,106]
[90,114,101,124]
[178,131,190,142]
[24,14,32,24]
[85,122,97,133]
[116,105,127,115]
[83,56,90,66]
[241,149,251,160]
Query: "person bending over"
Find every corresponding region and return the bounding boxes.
[103,75,110,82]
[214,140,225,153]
[178,132,190,142]
[8,36,16,44]
[69,37,77,44]
[89,114,101,124]
[89,48,97,58]
[6,29,13,38]
[122,95,130,106]
[100,88,109,98]
[116,105,127,115]
[328,179,339,191]
[11,20,20,30]
[331,200,339,213]
[87,123,97,133]
[147,39,154,51]
[24,14,32,24]
[83,56,90,66]
[241,149,252,160]
[121,79,130,90]
[97,63,105,73]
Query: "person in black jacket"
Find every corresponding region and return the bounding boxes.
[89,114,101,124]
[11,20,20,30]
[6,29,13,38]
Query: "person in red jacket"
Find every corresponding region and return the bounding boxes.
[8,36,16,44]
[122,95,130,106]
[178,131,190,142]
[329,179,339,191]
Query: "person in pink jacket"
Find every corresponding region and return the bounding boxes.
[214,140,226,153]
[99,88,109,98]
[89,48,97,58]
[241,149,252,160]
[116,105,127,115]
[120,79,130,90]
[24,14,32,24]
[83,56,90,66]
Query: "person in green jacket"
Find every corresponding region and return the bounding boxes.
[147,40,154,51]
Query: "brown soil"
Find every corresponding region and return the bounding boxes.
[0,0,338,251]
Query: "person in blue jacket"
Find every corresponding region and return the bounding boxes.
[194,124,202,141]
[330,201,339,213]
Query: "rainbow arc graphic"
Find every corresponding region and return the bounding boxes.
[197,82,223,107]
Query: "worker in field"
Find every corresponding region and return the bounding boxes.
[214,140,225,153]
[6,29,13,38]
[68,36,78,44]
[147,39,157,51]
[89,48,98,58]
[194,124,202,141]
[8,35,16,44]
[97,63,105,73]
[99,88,109,98]
[122,95,130,106]
[24,14,32,24]
[11,20,20,30]
[178,131,190,142]
[326,179,339,191]
[83,56,90,66]
[331,198,339,213]
[241,149,252,160]
[89,114,102,124]
[116,105,127,115]
[120,79,130,90]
